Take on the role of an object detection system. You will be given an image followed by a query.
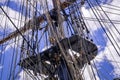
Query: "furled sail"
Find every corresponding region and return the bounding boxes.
[0,0,120,80]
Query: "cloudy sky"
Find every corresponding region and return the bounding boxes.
[0,0,120,80]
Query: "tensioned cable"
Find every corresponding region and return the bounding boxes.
[95,0,120,35]
[90,0,120,69]
[0,2,44,78]
[21,0,50,79]
[95,58,120,63]
[92,62,110,80]
[93,59,114,79]
[98,0,120,9]
[93,5,120,43]
[23,68,37,80]
[2,0,119,79]
[10,1,41,79]
[45,0,78,79]
[63,2,86,79]
[92,60,102,80]
[86,0,120,57]
[0,6,36,54]
[87,0,120,79]
[17,0,37,78]
[82,17,120,24]
[85,0,120,62]
[11,5,25,80]
[0,0,79,79]
[8,38,17,80]
[0,4,43,76]
[68,2,98,80]
[58,0,120,79]
[88,0,118,65]
[0,13,25,22]
[0,0,11,79]
[101,5,120,11]
[0,0,10,27]
[83,13,120,71]
[74,3,100,80]
[85,0,120,79]
[90,1,120,12]
[96,9,120,16]
[71,9,96,79]
[93,0,120,53]
[1,16,119,26]
[83,12,101,79]
[8,0,24,78]
[107,4,120,8]
[21,1,42,79]
[27,0,41,16]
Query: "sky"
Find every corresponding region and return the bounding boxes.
[0,0,120,80]
[83,0,120,79]
[81,0,120,79]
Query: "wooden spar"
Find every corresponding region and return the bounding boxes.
[0,1,76,44]
[0,17,44,45]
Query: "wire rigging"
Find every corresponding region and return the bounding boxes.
[0,0,120,80]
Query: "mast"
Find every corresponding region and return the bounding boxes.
[0,0,76,44]
[18,0,97,80]
[2,0,120,80]
[0,0,97,80]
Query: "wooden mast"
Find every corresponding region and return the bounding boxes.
[0,0,76,44]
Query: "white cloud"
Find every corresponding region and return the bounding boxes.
[81,0,120,79]
[0,0,120,80]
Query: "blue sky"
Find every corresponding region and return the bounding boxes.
[0,0,120,80]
